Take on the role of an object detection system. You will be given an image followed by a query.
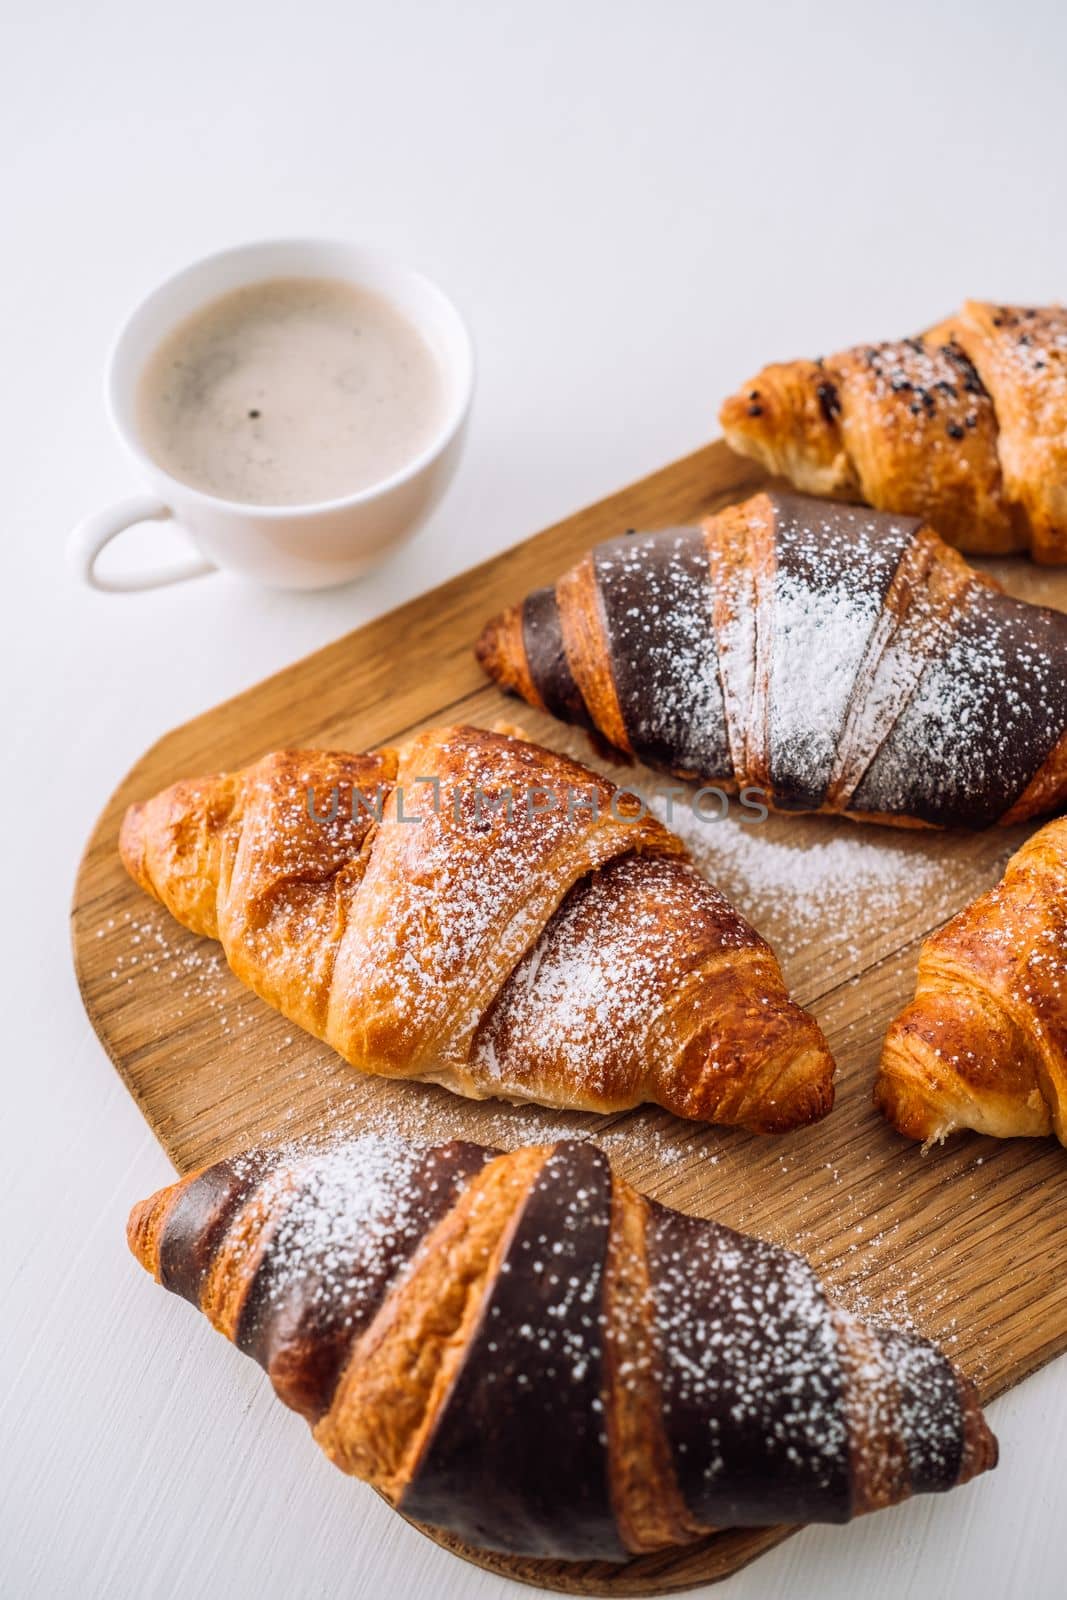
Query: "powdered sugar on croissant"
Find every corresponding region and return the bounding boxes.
[476,492,1067,828]
[120,724,834,1132]
[128,1133,997,1560]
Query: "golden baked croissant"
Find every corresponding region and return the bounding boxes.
[476,490,1067,828]
[128,1133,997,1560]
[119,724,833,1132]
[877,818,1067,1143]
[719,301,1067,562]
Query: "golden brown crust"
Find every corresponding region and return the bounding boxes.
[473,850,832,1130]
[719,304,1067,558]
[198,1172,296,1340]
[314,1146,549,1502]
[555,555,631,754]
[323,726,677,1094]
[121,726,835,1133]
[723,489,780,784]
[830,340,1017,554]
[642,946,834,1132]
[945,302,1067,564]
[126,1178,189,1280]
[119,772,241,939]
[719,359,857,498]
[704,499,760,782]
[877,817,1067,1143]
[473,605,545,711]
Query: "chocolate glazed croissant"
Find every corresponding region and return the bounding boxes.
[128,1135,997,1561]
[476,490,1067,828]
[878,818,1067,1144]
[719,301,1067,562]
[119,724,834,1132]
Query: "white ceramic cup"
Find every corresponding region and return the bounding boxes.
[67,238,474,592]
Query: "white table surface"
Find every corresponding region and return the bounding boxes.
[4,2,1066,1595]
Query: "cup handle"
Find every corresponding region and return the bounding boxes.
[67,495,216,592]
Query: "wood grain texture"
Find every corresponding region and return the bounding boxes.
[71,441,1067,1596]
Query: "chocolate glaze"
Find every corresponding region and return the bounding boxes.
[644,1200,853,1526]
[763,493,920,810]
[400,1141,626,1561]
[851,584,1067,826]
[159,1158,264,1308]
[235,1141,493,1422]
[593,529,733,778]
[502,490,1067,824]
[144,1136,994,1558]
[521,587,596,732]
[872,1328,964,1493]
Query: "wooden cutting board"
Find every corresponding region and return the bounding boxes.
[72,441,1067,1596]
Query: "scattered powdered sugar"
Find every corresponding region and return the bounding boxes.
[832,574,946,798]
[853,589,1067,826]
[977,304,1067,440]
[1016,918,1067,1014]
[289,1084,720,1177]
[648,797,998,968]
[593,531,730,774]
[195,1130,965,1494]
[523,719,994,972]
[348,729,636,1055]
[765,501,911,804]
[232,1133,423,1310]
[708,555,755,777]
[582,488,1067,825]
[769,567,877,791]
[484,1145,611,1394]
[651,1217,850,1490]
[110,910,239,1025]
[835,337,994,455]
[838,1268,959,1353]
[472,854,752,1097]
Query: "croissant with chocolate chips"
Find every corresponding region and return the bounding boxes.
[719,301,1067,562]
[877,818,1067,1144]
[476,490,1067,828]
[128,1134,997,1561]
[119,724,834,1132]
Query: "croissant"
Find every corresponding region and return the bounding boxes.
[128,1133,997,1560]
[877,818,1067,1144]
[119,724,833,1132]
[475,489,1067,828]
[719,301,1067,562]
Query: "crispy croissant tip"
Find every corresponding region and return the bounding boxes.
[118,802,148,893]
[718,385,761,433]
[797,1067,836,1128]
[873,1060,945,1144]
[475,605,534,705]
[957,1374,999,1483]
[474,609,511,677]
[126,1184,175,1279]
[747,1050,835,1135]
